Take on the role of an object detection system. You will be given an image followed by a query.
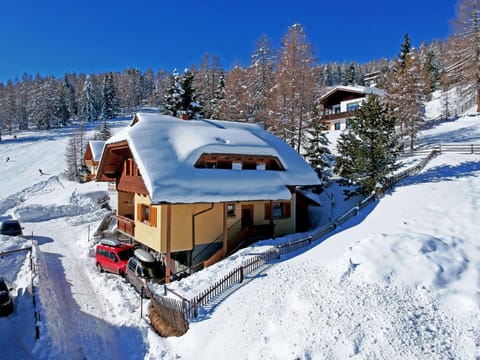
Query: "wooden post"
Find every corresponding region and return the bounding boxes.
[165,204,172,284]
[222,203,228,258]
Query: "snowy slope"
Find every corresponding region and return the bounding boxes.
[0,109,479,359]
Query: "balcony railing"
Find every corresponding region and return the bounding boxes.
[117,215,135,237]
[322,111,355,121]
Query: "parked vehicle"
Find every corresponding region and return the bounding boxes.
[125,248,165,298]
[95,239,135,276]
[0,278,13,316]
[0,219,23,236]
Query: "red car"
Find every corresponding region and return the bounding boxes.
[95,239,135,276]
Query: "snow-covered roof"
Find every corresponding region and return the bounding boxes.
[320,85,386,101]
[104,113,320,204]
[88,141,105,162]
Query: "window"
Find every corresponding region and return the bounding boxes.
[264,202,291,220]
[137,204,157,227]
[347,102,360,111]
[227,203,236,217]
[334,122,341,130]
[232,162,242,170]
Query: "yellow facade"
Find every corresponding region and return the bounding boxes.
[128,196,295,254]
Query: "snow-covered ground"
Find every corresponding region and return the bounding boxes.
[0,103,479,359]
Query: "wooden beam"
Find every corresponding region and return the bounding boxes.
[223,203,228,258]
[165,204,172,284]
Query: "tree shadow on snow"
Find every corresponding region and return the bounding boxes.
[395,161,480,188]
[190,200,380,323]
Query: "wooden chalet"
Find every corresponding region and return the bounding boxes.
[319,85,386,130]
[96,113,320,281]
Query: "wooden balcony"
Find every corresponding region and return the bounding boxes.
[322,111,355,122]
[117,215,135,237]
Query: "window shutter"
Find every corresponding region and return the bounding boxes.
[264,202,271,220]
[284,203,291,218]
[136,203,142,221]
[150,206,157,227]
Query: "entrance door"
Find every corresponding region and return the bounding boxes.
[241,205,254,228]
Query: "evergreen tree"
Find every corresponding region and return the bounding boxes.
[163,69,183,117]
[164,69,202,118]
[30,76,59,129]
[81,75,97,122]
[93,118,112,141]
[56,76,72,126]
[180,69,203,118]
[210,72,225,119]
[334,95,402,195]
[399,33,412,69]
[102,72,118,119]
[304,103,331,186]
[65,124,86,181]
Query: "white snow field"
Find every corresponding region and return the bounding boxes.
[0,102,479,359]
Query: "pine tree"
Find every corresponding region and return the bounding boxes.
[65,124,86,181]
[304,103,331,186]
[334,94,402,195]
[93,118,112,141]
[102,72,118,119]
[30,76,59,129]
[81,75,97,122]
[180,69,203,118]
[163,69,183,117]
[210,72,225,119]
[164,69,202,118]
[56,76,72,126]
[399,33,412,69]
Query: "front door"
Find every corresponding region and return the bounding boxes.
[241,205,254,228]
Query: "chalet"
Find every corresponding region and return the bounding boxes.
[319,85,386,130]
[96,113,320,280]
[83,141,105,181]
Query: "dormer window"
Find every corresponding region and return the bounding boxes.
[195,154,284,171]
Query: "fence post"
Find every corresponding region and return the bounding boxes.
[140,288,144,318]
[239,266,244,283]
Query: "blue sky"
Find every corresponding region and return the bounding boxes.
[0,0,457,83]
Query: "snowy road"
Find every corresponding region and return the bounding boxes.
[34,218,143,359]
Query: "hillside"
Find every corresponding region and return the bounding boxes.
[0,102,479,359]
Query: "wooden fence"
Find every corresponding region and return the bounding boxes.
[151,143,480,336]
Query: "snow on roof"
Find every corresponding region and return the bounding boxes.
[88,141,105,162]
[106,113,320,204]
[320,85,386,100]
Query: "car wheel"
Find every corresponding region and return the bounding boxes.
[96,263,104,273]
[119,269,125,277]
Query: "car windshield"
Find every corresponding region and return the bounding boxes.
[142,262,165,280]
[118,248,134,261]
